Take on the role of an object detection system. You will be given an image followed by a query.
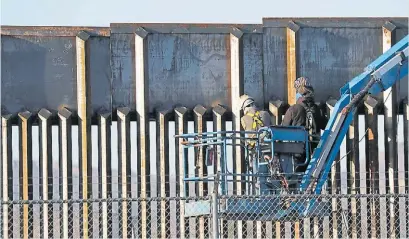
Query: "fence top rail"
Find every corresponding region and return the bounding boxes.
[2,193,408,205]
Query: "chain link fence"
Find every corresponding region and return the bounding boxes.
[1,193,408,238]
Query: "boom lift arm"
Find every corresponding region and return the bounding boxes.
[300,35,409,194]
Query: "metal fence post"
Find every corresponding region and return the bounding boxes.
[212,192,219,239]
[212,173,220,239]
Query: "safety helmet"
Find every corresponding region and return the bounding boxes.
[239,94,255,111]
[294,76,314,95]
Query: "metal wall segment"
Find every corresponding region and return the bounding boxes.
[1,115,12,239]
[58,108,72,239]
[117,107,131,239]
[156,108,172,239]
[364,95,381,238]
[230,28,245,239]
[382,23,399,239]
[346,112,359,238]
[174,107,188,239]
[135,28,150,239]
[286,21,299,105]
[1,18,409,239]
[98,113,111,239]
[18,111,33,239]
[38,108,52,239]
[2,19,409,117]
[1,29,111,117]
[76,31,92,238]
[298,27,382,103]
[193,105,208,239]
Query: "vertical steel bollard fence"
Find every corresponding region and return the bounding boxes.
[212,172,220,239]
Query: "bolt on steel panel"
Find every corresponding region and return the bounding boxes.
[298,28,382,103]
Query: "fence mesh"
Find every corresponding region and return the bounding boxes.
[1,193,408,238]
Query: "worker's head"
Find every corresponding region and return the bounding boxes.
[239,94,256,112]
[294,76,314,98]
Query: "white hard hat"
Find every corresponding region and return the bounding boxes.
[239,94,255,110]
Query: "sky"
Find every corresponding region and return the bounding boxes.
[1,0,409,26]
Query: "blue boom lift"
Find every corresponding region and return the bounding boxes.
[175,35,408,221]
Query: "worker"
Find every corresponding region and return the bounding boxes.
[239,94,271,170]
[239,94,271,144]
[282,76,327,171]
[239,94,273,193]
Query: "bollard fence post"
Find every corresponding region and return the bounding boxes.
[212,192,219,239]
[212,173,220,239]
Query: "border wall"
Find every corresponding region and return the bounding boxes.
[1,18,409,238]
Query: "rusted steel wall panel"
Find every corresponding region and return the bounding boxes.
[111,33,135,111]
[148,34,229,112]
[2,18,408,118]
[89,37,112,117]
[243,33,264,107]
[1,35,111,117]
[298,28,382,103]
[262,28,286,103]
[1,36,76,114]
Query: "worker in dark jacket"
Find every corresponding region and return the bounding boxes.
[282,77,327,171]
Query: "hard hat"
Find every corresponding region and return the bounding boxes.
[239,94,255,110]
[294,76,312,89]
[294,76,314,95]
